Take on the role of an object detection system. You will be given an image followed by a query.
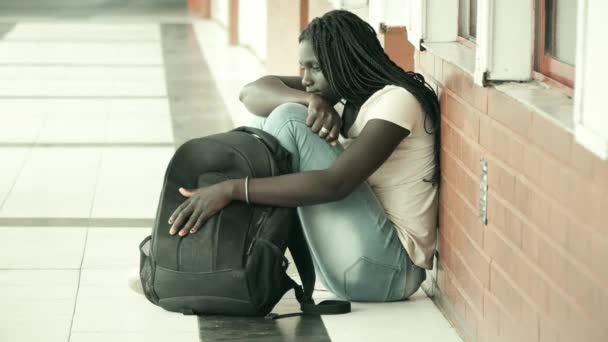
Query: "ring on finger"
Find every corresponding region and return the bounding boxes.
[320,127,330,135]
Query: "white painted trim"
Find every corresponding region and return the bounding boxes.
[474,0,534,86]
[575,124,608,160]
[425,0,458,42]
[573,0,608,160]
[406,0,425,48]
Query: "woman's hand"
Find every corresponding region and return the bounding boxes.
[168,182,233,237]
[307,94,342,145]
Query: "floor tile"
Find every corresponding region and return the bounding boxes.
[106,111,173,143]
[0,66,167,97]
[104,98,170,116]
[0,42,162,65]
[0,270,78,342]
[0,112,45,143]
[0,317,72,342]
[69,331,200,342]
[72,269,198,333]
[90,147,173,218]
[82,228,150,269]
[0,147,30,206]
[0,227,86,268]
[4,23,160,41]
[37,111,107,143]
[322,290,462,342]
[0,269,79,300]
[0,148,101,217]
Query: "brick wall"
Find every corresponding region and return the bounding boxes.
[416,49,608,342]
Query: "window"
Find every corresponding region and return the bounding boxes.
[536,0,578,88]
[458,0,478,42]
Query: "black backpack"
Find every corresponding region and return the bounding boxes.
[139,127,350,318]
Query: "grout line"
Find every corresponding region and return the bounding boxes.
[0,39,161,43]
[0,217,154,227]
[0,96,168,99]
[0,142,174,148]
[0,267,80,270]
[0,63,163,67]
[67,131,104,342]
[0,146,33,213]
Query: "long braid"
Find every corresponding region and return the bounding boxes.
[300,10,442,186]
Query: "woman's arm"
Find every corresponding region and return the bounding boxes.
[239,76,312,116]
[228,119,410,206]
[169,119,410,236]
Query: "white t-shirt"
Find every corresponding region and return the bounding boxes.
[344,85,438,269]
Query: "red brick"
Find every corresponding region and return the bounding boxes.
[481,292,501,341]
[434,55,444,83]
[461,136,482,175]
[489,159,516,204]
[591,157,608,192]
[440,206,458,245]
[485,226,517,277]
[564,267,596,317]
[419,50,435,77]
[546,203,569,248]
[570,140,595,179]
[460,70,488,113]
[488,194,506,230]
[539,157,570,204]
[527,189,550,229]
[509,136,525,172]
[521,220,540,263]
[529,113,573,165]
[456,194,484,247]
[567,175,603,233]
[537,238,569,293]
[490,264,522,319]
[546,286,571,325]
[462,169,480,211]
[459,232,490,289]
[445,92,480,142]
[591,234,608,285]
[479,112,492,150]
[441,120,453,156]
[567,220,593,269]
[442,60,464,95]
[502,208,524,248]
[464,299,481,341]
[523,147,543,185]
[440,89,449,118]
[539,318,559,342]
[514,176,530,217]
[488,88,532,138]
[530,275,551,316]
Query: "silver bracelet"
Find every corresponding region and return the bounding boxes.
[245,176,250,205]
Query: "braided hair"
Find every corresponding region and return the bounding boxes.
[299,10,441,186]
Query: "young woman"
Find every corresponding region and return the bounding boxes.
[168,10,441,302]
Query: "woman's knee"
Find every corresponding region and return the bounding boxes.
[265,103,308,128]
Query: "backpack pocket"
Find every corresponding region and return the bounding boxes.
[139,236,159,304]
[246,238,290,314]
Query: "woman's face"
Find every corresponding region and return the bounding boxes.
[298,40,339,103]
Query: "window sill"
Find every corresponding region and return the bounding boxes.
[421,41,574,136]
[422,41,475,77]
[494,81,574,133]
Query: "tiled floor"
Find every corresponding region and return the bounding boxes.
[0,3,462,342]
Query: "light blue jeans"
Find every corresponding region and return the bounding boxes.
[251,103,426,302]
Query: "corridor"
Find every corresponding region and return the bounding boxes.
[0,1,461,341]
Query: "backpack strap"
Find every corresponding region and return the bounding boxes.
[285,218,351,317]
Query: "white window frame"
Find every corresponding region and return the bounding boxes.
[573,0,608,160]
[363,0,606,160]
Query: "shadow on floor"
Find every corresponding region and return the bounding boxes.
[198,299,331,342]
